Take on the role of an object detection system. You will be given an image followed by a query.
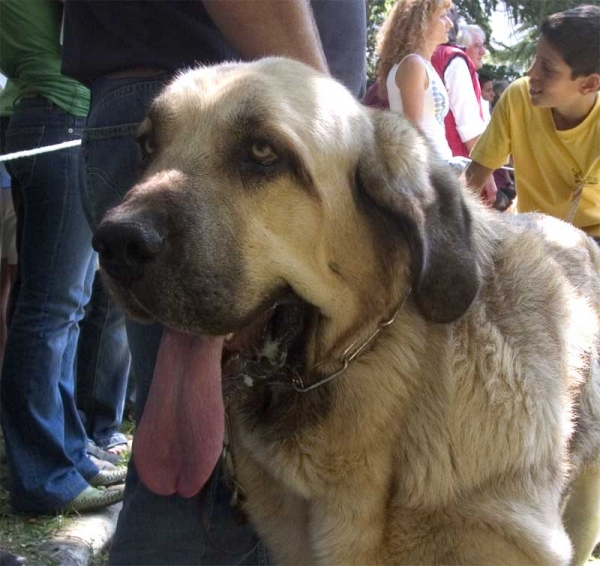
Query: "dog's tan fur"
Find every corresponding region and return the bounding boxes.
[98,59,600,565]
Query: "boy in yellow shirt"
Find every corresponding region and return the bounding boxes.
[466,5,600,237]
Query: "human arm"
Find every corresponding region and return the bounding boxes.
[465,161,497,206]
[444,56,485,148]
[467,88,516,207]
[395,55,428,129]
[463,136,479,153]
[202,0,328,74]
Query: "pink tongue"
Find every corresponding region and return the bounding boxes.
[133,329,225,498]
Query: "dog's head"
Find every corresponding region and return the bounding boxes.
[93,58,482,497]
[95,58,479,334]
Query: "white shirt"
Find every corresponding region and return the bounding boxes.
[444,57,486,141]
[481,99,491,125]
[387,54,452,160]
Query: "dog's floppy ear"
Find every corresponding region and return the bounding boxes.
[357,111,480,323]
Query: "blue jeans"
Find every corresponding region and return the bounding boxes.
[83,75,268,565]
[77,269,131,450]
[0,96,99,513]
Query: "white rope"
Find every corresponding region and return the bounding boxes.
[0,139,82,163]
[451,155,514,172]
[0,140,516,173]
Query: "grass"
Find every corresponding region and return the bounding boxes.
[0,424,133,566]
[91,548,110,566]
[0,480,72,566]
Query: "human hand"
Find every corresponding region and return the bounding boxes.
[480,177,497,207]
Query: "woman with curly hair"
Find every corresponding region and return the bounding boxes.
[377,0,454,161]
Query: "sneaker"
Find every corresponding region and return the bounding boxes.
[63,485,124,513]
[89,466,127,487]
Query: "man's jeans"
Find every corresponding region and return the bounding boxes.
[0,96,99,512]
[83,75,268,565]
[77,269,131,450]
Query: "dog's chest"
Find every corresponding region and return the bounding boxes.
[230,382,332,442]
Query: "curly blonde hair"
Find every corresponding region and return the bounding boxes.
[376,0,452,97]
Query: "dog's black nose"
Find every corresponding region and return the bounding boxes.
[93,220,165,282]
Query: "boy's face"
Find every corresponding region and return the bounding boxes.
[480,81,495,102]
[526,36,587,108]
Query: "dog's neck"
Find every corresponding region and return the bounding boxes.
[294,288,412,393]
[296,218,413,391]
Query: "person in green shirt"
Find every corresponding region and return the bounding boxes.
[0,0,126,513]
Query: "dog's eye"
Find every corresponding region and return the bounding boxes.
[249,141,279,167]
[142,136,155,156]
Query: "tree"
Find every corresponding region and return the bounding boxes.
[366,0,396,82]
[480,62,521,82]
[500,0,600,25]
[490,0,600,72]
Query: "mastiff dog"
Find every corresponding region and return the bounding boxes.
[93,58,600,565]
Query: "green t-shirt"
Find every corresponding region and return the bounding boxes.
[0,0,89,117]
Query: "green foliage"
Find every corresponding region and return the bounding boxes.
[453,0,496,38]
[366,0,396,82]
[480,62,522,82]
[501,0,600,25]
[452,0,600,28]
[490,0,600,73]
[491,25,538,74]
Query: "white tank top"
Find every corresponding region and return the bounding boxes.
[386,54,452,161]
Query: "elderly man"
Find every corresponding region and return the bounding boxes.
[432,22,487,158]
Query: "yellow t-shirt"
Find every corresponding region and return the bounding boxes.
[470,77,600,236]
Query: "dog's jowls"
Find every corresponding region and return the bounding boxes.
[93,58,600,565]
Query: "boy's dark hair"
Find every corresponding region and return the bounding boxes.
[540,4,600,78]
[478,72,493,85]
